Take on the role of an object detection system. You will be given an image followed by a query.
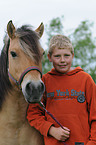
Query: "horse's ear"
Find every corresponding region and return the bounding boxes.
[7,20,16,39]
[35,22,44,38]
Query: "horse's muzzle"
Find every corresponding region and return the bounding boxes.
[22,80,45,103]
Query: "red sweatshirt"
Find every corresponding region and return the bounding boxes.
[27,67,96,145]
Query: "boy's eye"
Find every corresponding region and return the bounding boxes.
[54,55,60,57]
[64,54,70,57]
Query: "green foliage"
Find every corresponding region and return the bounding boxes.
[45,15,64,46]
[69,20,96,82]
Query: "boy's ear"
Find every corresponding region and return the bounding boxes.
[72,53,74,58]
[47,54,52,62]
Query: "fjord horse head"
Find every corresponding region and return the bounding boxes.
[7,20,45,103]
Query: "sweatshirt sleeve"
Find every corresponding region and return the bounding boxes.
[86,75,96,145]
[27,75,53,137]
[27,103,53,137]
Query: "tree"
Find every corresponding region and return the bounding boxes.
[45,16,64,46]
[69,20,96,82]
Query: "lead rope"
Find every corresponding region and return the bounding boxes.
[38,102,68,145]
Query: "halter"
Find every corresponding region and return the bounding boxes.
[8,66,42,88]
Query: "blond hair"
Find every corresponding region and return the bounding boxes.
[49,35,74,56]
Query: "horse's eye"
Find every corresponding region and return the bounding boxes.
[10,51,17,57]
[43,51,45,56]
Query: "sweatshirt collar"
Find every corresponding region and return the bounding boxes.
[48,67,83,76]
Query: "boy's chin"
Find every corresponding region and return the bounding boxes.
[56,66,71,74]
[56,69,68,74]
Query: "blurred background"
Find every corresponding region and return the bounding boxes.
[0,0,96,82]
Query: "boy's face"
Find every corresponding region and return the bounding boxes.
[48,48,74,74]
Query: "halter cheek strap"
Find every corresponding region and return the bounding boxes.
[8,66,42,88]
[18,66,42,85]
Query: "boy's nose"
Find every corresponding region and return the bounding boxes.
[60,56,65,62]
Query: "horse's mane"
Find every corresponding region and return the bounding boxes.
[0,25,42,109]
[0,38,12,109]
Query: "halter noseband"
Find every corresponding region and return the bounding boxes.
[8,66,42,88]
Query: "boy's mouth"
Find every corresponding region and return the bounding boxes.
[59,64,67,68]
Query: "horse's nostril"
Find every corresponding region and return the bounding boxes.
[26,82,33,95]
[38,82,45,93]
[26,82,31,92]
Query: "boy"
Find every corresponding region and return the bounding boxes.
[27,35,96,145]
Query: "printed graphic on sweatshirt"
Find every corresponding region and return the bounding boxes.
[75,142,84,145]
[46,89,85,103]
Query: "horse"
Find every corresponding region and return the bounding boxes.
[0,20,45,145]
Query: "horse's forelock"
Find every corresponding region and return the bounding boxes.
[16,25,42,64]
